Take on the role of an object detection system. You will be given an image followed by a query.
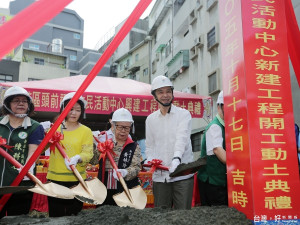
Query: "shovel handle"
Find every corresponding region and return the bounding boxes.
[0,147,43,187]
[55,142,91,193]
[106,151,134,203]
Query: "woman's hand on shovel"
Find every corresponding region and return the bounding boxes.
[64,155,81,170]
[113,169,128,181]
[17,163,35,180]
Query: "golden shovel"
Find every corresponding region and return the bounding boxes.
[55,142,107,205]
[106,151,147,209]
[0,148,74,199]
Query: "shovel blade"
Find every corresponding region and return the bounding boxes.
[71,178,107,205]
[0,186,34,194]
[169,157,207,177]
[113,185,147,209]
[29,181,74,199]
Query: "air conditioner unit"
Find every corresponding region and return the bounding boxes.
[190,46,198,60]
[195,34,204,48]
[189,9,197,25]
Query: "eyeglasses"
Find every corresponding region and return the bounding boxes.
[115,125,131,132]
[11,100,28,104]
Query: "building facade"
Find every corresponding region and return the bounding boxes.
[0,0,108,82]
[111,0,300,152]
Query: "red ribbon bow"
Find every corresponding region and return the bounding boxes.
[94,132,116,183]
[97,139,115,161]
[0,137,14,151]
[144,159,169,173]
[48,131,64,154]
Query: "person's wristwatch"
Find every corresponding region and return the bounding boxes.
[172,157,181,163]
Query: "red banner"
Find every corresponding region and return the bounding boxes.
[219,0,300,223]
[27,91,205,118]
[0,87,207,118]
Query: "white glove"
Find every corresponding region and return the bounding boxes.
[17,163,35,181]
[40,121,51,131]
[169,158,180,173]
[113,169,128,181]
[64,155,81,171]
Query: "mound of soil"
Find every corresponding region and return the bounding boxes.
[0,205,252,225]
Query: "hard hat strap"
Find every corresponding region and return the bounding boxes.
[3,104,28,118]
[154,95,174,107]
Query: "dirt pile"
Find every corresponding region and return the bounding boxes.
[0,205,252,225]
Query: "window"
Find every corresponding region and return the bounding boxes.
[135,54,139,62]
[183,30,189,37]
[165,39,172,58]
[28,78,41,81]
[191,132,203,152]
[152,60,157,73]
[34,58,44,65]
[29,44,39,51]
[207,27,216,49]
[174,0,185,16]
[70,55,77,61]
[73,33,80,39]
[143,68,148,76]
[119,63,123,71]
[0,74,13,82]
[208,72,217,94]
[207,0,217,10]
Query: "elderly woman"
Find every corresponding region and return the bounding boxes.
[0,86,44,218]
[97,108,142,206]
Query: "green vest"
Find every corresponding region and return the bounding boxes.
[197,115,226,187]
[0,117,40,186]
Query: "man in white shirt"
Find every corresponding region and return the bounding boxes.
[145,75,194,209]
[197,91,227,206]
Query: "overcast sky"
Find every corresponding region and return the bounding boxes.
[0,0,155,49]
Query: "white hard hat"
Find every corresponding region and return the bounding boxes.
[151,75,173,93]
[217,91,224,104]
[60,92,87,108]
[111,108,134,123]
[3,86,32,104]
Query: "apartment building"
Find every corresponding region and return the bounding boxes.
[111,0,300,150]
[0,0,107,82]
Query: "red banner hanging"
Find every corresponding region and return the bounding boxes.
[219,0,300,223]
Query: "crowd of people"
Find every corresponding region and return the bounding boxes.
[0,75,298,218]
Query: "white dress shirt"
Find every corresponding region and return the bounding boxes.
[205,124,223,156]
[146,104,194,182]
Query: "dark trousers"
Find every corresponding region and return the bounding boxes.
[0,180,34,218]
[97,189,118,207]
[198,179,228,206]
[0,191,33,218]
[47,180,83,217]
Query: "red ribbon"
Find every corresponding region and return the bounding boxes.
[48,131,64,154]
[97,140,115,161]
[143,159,169,173]
[94,133,115,183]
[0,137,14,151]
